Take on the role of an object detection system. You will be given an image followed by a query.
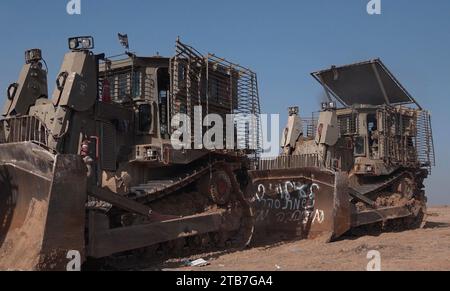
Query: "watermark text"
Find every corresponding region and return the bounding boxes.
[367,0,382,15]
[67,0,81,15]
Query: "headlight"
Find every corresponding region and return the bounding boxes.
[321,101,337,110]
[25,49,42,64]
[68,36,94,51]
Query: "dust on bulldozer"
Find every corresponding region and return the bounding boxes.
[0,143,87,270]
[0,37,435,270]
[249,59,435,244]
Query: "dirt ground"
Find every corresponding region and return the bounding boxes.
[159,206,450,271]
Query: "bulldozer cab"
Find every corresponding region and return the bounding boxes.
[308,59,435,176]
[98,54,171,139]
[97,39,261,163]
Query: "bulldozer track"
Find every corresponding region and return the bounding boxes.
[350,169,415,199]
[85,159,254,270]
[127,159,241,204]
[351,169,428,232]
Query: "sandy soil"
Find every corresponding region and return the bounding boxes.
[160,206,450,271]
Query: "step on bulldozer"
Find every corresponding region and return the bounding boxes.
[249,59,435,243]
[0,36,260,270]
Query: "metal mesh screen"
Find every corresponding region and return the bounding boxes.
[0,116,49,146]
[415,110,435,173]
[302,112,319,138]
[170,39,262,155]
[98,60,148,103]
[259,154,320,171]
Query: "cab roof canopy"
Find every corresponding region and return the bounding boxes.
[311,59,422,109]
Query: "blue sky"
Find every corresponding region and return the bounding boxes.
[0,0,449,204]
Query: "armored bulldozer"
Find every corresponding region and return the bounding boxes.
[250,59,435,242]
[0,36,261,270]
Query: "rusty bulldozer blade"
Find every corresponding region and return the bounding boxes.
[0,142,87,271]
[248,167,351,243]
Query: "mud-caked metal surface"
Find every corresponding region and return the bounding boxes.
[0,142,87,271]
[248,167,351,243]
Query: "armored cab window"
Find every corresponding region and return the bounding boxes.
[354,136,365,156]
[338,114,357,135]
[117,73,130,102]
[138,104,152,132]
[106,76,116,100]
[132,71,142,99]
[104,69,143,103]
